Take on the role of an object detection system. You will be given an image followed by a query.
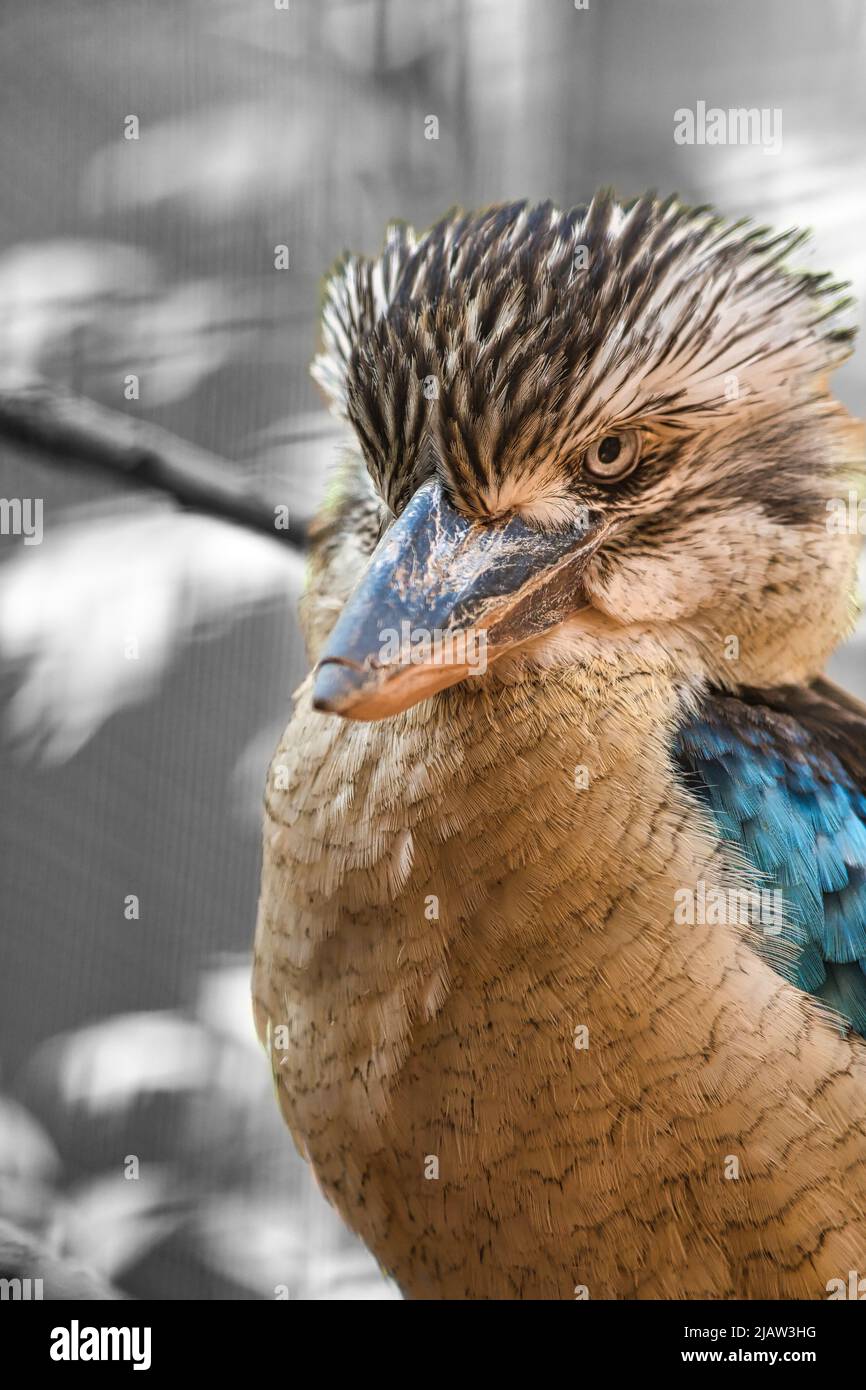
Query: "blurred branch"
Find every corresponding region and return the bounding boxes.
[0,385,308,549]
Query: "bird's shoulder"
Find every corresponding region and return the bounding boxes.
[673,677,866,1037]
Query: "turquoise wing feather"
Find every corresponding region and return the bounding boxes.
[673,680,866,1037]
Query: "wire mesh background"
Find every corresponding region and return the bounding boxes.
[0,0,864,1299]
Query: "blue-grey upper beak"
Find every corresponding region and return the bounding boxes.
[312,477,609,720]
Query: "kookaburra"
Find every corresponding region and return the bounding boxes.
[253,192,866,1299]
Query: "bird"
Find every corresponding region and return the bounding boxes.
[252,191,866,1300]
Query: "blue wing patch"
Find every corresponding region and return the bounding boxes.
[673,682,866,1038]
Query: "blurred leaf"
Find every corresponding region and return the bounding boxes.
[0,240,154,391]
[0,1095,63,1232]
[129,279,238,405]
[83,105,317,218]
[194,1193,398,1300]
[195,1193,310,1294]
[231,722,285,826]
[306,1249,402,1301]
[0,508,304,761]
[59,1168,182,1278]
[0,1217,123,1299]
[82,95,404,221]
[0,1094,61,1182]
[0,241,241,402]
[194,961,262,1056]
[33,1012,215,1113]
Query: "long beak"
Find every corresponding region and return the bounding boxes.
[312,477,609,720]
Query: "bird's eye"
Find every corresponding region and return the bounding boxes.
[583,429,642,482]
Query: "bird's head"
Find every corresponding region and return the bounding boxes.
[306,194,863,720]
